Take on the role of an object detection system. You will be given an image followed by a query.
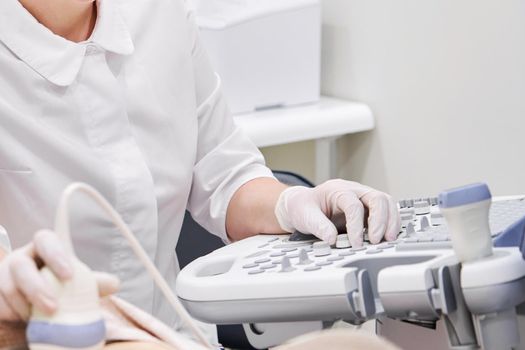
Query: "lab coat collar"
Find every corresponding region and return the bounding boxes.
[0,0,134,87]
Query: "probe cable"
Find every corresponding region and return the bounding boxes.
[54,183,214,349]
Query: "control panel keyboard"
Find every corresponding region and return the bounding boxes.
[176,196,525,326]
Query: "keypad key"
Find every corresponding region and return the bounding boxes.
[304,266,322,272]
[327,256,344,261]
[270,251,286,257]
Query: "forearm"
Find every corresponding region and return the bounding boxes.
[226,178,290,241]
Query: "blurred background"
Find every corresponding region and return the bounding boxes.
[260,0,525,199]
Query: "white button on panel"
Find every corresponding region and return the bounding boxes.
[414,201,430,215]
[312,241,331,257]
[400,214,413,228]
[282,248,297,253]
[273,242,310,249]
[304,266,321,272]
[243,263,258,269]
[339,250,355,257]
[327,256,343,261]
[350,246,366,252]
[431,212,445,226]
[400,208,415,218]
[377,243,394,249]
[400,208,415,216]
[270,252,286,257]
[260,263,277,270]
[246,250,270,258]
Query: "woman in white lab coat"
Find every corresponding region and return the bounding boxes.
[0,0,400,345]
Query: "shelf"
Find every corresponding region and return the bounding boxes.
[233,96,375,148]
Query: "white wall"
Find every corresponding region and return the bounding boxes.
[320,0,525,199]
[317,2,525,349]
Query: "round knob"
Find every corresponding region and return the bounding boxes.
[335,234,351,249]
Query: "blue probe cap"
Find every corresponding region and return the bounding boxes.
[438,183,492,209]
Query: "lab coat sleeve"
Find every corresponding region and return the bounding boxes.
[185,10,275,242]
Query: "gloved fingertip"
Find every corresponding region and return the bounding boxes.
[369,223,386,244]
[385,228,400,242]
[317,225,337,244]
[347,232,363,248]
[38,295,57,315]
[96,273,121,297]
[324,232,337,245]
[56,260,74,280]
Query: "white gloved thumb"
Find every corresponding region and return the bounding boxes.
[94,272,120,297]
[275,187,338,244]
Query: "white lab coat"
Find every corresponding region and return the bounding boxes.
[0,0,273,340]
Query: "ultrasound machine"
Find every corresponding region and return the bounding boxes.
[176,183,525,349]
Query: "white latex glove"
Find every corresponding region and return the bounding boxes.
[0,229,120,322]
[275,179,401,246]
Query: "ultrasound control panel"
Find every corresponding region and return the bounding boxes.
[176,193,525,350]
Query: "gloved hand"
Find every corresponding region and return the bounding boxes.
[275,179,400,246]
[0,229,120,322]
